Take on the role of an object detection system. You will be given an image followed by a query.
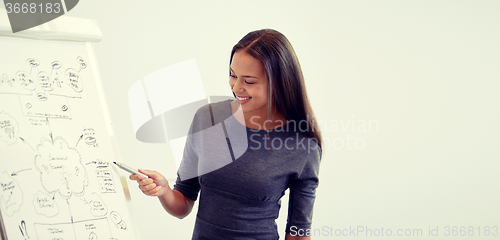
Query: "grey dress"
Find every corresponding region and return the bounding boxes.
[174,100,320,239]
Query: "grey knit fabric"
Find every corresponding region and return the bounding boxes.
[174,100,320,239]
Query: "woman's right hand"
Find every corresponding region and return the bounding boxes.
[130,169,194,218]
[129,169,170,197]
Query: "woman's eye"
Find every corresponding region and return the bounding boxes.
[245,81,254,85]
[230,74,236,78]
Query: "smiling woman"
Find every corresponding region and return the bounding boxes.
[229,29,322,141]
[131,29,322,240]
[229,50,272,128]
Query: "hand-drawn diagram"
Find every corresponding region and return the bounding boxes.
[88,193,108,217]
[0,38,135,240]
[0,171,23,217]
[34,217,113,240]
[29,135,128,239]
[33,190,59,217]
[76,128,99,148]
[0,106,131,239]
[96,168,116,193]
[0,111,19,145]
[0,57,88,119]
[35,137,88,199]
[110,211,127,230]
[0,117,131,239]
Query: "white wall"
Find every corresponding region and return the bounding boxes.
[65,1,500,239]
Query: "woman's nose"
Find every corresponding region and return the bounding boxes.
[232,79,244,93]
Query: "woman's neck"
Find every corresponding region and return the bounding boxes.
[231,100,286,130]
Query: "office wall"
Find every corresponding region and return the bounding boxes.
[64,1,500,239]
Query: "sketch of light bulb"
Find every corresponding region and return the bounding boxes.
[109,211,126,230]
[5,127,14,139]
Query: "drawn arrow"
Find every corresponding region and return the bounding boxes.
[11,168,31,176]
[75,134,84,147]
[19,137,35,152]
[46,117,53,143]
[66,199,74,223]
[85,161,97,165]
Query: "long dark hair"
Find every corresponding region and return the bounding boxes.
[230,29,322,156]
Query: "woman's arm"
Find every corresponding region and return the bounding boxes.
[157,188,194,219]
[286,144,321,240]
[130,169,195,219]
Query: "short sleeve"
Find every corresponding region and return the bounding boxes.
[173,115,201,201]
[173,175,200,201]
[173,137,201,201]
[285,147,321,235]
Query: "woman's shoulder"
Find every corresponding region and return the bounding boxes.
[190,99,233,131]
[194,99,232,116]
[291,132,321,161]
[267,126,321,162]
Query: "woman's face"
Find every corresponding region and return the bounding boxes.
[229,50,268,116]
